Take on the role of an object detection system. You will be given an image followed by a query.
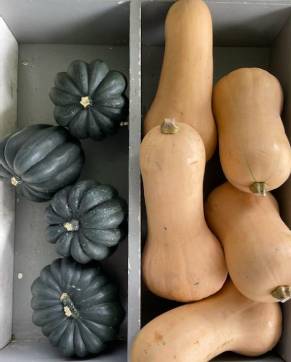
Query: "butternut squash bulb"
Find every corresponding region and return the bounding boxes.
[206,182,291,303]
[131,281,282,362]
[213,68,291,195]
[141,119,227,302]
[144,0,216,160]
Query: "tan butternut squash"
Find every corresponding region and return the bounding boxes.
[131,281,282,362]
[141,119,227,302]
[213,68,291,195]
[144,0,216,160]
[206,182,291,303]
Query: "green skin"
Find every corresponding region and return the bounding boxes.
[0,125,84,202]
[31,258,125,358]
[49,59,128,141]
[46,180,127,264]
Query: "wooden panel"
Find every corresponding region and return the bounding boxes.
[0,18,18,350]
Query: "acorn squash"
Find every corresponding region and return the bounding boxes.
[46,180,127,263]
[31,258,124,357]
[0,125,84,202]
[50,60,128,140]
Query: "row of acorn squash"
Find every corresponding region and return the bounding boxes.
[131,0,291,361]
[0,59,129,357]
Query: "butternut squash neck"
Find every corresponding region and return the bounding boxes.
[131,281,282,362]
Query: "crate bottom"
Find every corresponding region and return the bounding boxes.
[0,340,127,361]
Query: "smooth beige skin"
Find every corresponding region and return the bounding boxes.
[206,182,291,303]
[131,281,282,362]
[143,0,217,160]
[213,67,291,194]
[141,122,227,302]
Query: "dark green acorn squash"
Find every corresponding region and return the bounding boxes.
[49,59,128,140]
[46,180,127,263]
[0,125,84,202]
[31,258,124,358]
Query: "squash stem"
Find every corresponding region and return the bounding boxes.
[80,96,92,108]
[249,182,267,196]
[60,292,79,318]
[11,176,22,187]
[160,118,179,134]
[271,286,291,303]
[64,220,79,232]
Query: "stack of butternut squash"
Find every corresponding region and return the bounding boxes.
[132,0,291,361]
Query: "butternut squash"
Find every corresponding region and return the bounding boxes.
[131,281,282,362]
[141,119,227,302]
[206,182,291,303]
[144,0,216,160]
[213,68,291,195]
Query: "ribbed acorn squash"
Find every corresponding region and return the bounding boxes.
[0,125,84,202]
[31,258,124,358]
[50,59,128,140]
[46,180,127,263]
